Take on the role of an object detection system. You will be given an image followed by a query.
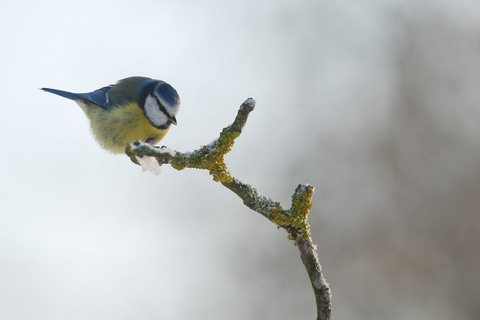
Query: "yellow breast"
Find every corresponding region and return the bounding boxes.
[78,101,169,153]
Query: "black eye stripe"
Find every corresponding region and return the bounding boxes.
[154,95,170,117]
[154,95,176,124]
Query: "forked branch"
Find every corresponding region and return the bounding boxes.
[126,98,331,320]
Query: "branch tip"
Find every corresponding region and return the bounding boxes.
[242,97,256,108]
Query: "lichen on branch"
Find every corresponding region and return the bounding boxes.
[126,98,254,182]
[272,183,314,241]
[125,98,312,241]
[125,97,331,320]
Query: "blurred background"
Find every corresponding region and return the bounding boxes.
[1,0,479,319]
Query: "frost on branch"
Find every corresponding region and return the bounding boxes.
[128,145,176,174]
[125,97,331,320]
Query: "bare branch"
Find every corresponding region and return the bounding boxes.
[126,98,332,320]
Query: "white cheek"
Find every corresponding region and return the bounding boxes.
[144,95,169,127]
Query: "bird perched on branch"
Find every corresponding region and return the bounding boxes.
[42,76,180,153]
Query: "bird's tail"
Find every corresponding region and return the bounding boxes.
[41,88,80,101]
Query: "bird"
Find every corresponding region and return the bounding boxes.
[42,76,180,153]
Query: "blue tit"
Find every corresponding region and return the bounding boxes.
[42,76,180,153]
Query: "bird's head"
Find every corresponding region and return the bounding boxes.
[142,80,180,130]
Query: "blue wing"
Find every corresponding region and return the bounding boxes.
[77,86,113,109]
[42,86,113,109]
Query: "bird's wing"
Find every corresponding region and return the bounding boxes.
[105,77,152,108]
[43,77,152,110]
[77,86,113,109]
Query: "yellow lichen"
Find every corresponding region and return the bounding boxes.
[127,99,314,244]
[270,185,314,242]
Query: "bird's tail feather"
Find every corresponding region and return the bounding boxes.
[41,88,80,101]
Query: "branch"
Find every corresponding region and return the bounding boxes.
[126,98,332,320]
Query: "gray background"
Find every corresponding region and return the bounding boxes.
[1,0,479,319]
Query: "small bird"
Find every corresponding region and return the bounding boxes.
[42,76,180,153]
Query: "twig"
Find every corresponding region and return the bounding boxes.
[126,98,332,320]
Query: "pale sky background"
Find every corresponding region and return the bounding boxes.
[1,0,480,319]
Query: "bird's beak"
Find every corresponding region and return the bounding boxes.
[170,116,177,125]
